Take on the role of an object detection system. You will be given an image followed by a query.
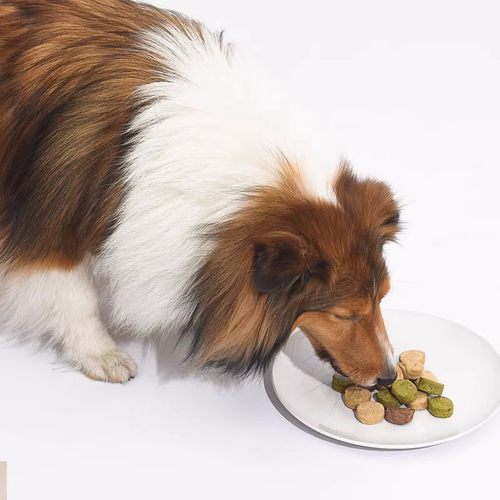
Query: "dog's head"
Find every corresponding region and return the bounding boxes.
[185,163,400,384]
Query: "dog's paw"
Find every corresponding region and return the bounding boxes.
[80,349,137,383]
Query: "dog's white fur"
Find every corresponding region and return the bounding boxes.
[0,23,340,381]
[0,263,137,381]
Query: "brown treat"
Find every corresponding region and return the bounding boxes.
[399,350,426,379]
[342,386,372,409]
[355,401,385,425]
[385,406,415,425]
[407,391,428,411]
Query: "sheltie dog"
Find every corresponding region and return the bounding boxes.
[0,0,400,386]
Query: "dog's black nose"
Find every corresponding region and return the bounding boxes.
[377,365,398,387]
[377,375,397,387]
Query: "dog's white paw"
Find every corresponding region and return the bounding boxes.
[80,349,137,383]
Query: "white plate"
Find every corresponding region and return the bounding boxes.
[265,309,500,449]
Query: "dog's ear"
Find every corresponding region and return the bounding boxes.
[253,231,328,294]
[334,162,401,243]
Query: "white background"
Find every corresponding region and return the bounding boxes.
[1,0,499,498]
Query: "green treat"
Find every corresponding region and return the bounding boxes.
[390,379,418,404]
[428,396,454,418]
[375,389,401,408]
[331,374,354,393]
[417,377,444,396]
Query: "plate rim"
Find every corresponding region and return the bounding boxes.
[265,308,500,450]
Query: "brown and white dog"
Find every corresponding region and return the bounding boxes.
[0,0,400,386]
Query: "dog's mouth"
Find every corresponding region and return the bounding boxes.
[316,349,347,377]
[329,358,348,378]
[316,348,377,389]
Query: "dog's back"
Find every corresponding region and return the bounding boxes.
[0,0,197,269]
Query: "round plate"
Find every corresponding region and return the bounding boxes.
[265,309,500,449]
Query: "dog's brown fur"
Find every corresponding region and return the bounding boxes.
[0,0,204,270]
[185,163,400,382]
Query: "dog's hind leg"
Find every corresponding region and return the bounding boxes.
[0,261,137,383]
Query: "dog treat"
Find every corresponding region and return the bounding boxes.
[417,377,444,396]
[375,389,401,408]
[419,370,438,382]
[407,391,428,411]
[385,406,415,425]
[398,362,410,379]
[331,374,354,393]
[427,396,454,418]
[413,370,439,385]
[390,379,418,404]
[331,348,453,426]
[399,350,425,379]
[355,401,385,425]
[342,386,372,409]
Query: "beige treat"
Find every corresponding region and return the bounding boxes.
[399,350,425,379]
[407,391,428,410]
[342,386,372,409]
[398,362,409,379]
[355,401,385,425]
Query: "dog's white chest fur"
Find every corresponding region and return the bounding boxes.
[94,27,333,335]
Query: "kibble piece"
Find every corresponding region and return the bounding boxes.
[398,362,417,380]
[400,349,426,363]
[355,401,385,425]
[385,406,415,425]
[376,390,401,408]
[390,379,418,404]
[414,370,438,384]
[407,391,428,411]
[399,350,426,379]
[417,377,444,396]
[421,370,438,382]
[396,364,404,381]
[342,386,372,409]
[331,374,354,393]
[428,396,454,418]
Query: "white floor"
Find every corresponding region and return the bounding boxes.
[1,1,499,498]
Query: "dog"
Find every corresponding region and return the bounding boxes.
[0,0,400,386]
